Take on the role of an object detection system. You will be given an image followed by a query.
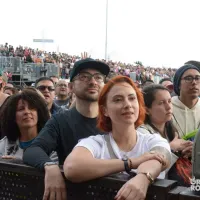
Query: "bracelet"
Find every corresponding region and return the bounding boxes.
[44,161,58,167]
[138,172,154,184]
[129,158,133,169]
[122,156,131,174]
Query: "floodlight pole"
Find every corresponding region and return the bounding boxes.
[105,0,108,61]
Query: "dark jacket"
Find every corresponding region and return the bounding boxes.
[50,102,62,115]
[23,107,105,170]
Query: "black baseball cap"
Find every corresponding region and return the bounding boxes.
[70,58,110,82]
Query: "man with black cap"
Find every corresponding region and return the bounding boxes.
[172,64,200,141]
[23,58,110,200]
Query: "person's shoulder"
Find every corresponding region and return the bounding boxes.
[136,129,165,142]
[171,96,182,107]
[137,124,156,134]
[78,134,105,145]
[81,134,105,142]
[0,136,8,143]
[54,99,59,104]
[171,95,178,103]
[136,129,151,139]
[0,136,8,151]
[52,102,61,111]
[195,98,200,107]
[53,107,72,117]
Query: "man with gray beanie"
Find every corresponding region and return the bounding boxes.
[172,64,200,142]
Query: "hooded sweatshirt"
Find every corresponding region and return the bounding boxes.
[172,96,200,138]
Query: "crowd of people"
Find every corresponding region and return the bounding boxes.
[0,42,179,85]
[0,44,200,199]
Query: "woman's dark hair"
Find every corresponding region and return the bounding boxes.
[159,78,172,85]
[3,86,18,95]
[0,90,50,142]
[142,84,176,141]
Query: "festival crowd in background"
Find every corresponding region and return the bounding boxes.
[0,41,200,200]
[0,42,177,85]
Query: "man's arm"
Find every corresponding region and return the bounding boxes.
[23,114,60,170]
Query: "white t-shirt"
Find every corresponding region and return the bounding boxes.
[75,131,171,179]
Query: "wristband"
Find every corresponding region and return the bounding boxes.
[122,156,131,174]
[44,161,58,167]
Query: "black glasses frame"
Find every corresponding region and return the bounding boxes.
[73,72,105,83]
[182,75,200,83]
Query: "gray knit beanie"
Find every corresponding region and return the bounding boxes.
[173,64,200,96]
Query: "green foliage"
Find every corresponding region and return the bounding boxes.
[134,61,143,66]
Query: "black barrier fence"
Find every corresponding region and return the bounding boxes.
[0,159,200,200]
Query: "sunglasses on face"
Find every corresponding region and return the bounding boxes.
[36,85,55,92]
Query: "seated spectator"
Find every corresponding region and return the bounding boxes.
[0,90,57,160]
[172,64,200,140]
[64,76,171,199]
[137,84,193,186]
[3,86,18,96]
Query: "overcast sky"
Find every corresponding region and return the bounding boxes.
[0,0,200,68]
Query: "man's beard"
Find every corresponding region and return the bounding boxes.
[75,91,98,102]
[75,85,99,102]
[74,82,102,102]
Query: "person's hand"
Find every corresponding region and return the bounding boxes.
[43,165,66,200]
[130,151,166,169]
[81,52,91,59]
[170,135,193,152]
[181,145,193,158]
[114,174,149,200]
[1,155,16,159]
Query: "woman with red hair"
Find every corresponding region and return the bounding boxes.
[64,75,171,200]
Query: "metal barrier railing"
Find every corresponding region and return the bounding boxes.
[0,56,59,84]
[0,56,22,73]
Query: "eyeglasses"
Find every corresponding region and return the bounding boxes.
[56,84,68,88]
[182,75,200,83]
[74,72,105,83]
[36,85,55,92]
